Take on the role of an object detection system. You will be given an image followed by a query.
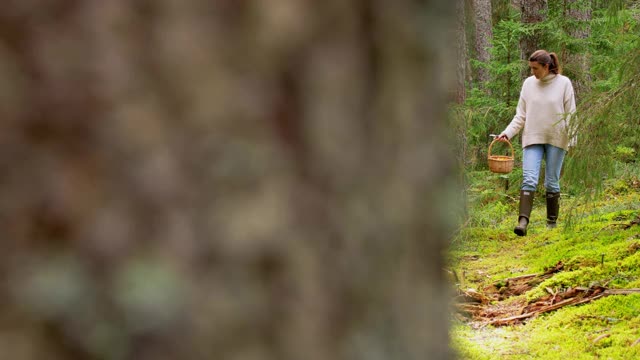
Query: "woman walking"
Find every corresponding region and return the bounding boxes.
[496,49,576,236]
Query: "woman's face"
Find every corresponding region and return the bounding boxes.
[529,61,550,79]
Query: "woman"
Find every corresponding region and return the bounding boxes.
[496,49,576,236]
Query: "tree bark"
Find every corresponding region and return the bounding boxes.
[0,1,456,360]
[456,0,468,103]
[472,0,493,85]
[564,0,592,103]
[520,0,548,64]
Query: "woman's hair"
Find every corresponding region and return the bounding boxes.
[529,49,561,74]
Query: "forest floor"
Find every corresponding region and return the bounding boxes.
[449,168,640,359]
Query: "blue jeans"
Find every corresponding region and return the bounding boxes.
[521,144,566,193]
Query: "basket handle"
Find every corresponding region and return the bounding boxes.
[488,138,514,158]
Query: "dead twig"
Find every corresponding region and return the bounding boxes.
[488,293,606,326]
[505,273,539,282]
[604,288,640,295]
[606,215,640,230]
[593,333,611,343]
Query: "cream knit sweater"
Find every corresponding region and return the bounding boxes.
[503,73,576,150]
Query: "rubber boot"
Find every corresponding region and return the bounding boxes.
[546,192,560,229]
[514,190,534,236]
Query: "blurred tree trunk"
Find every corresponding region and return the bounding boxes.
[564,0,592,103]
[520,0,548,70]
[456,0,468,103]
[472,0,493,86]
[0,1,457,360]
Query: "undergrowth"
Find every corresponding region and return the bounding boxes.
[450,162,640,359]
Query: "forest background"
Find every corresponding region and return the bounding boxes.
[451,0,640,358]
[453,0,640,183]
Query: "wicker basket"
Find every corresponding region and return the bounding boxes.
[487,138,515,174]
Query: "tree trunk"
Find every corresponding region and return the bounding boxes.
[456,0,468,103]
[472,0,493,86]
[520,0,548,66]
[564,0,592,103]
[0,1,456,360]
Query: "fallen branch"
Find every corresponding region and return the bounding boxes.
[488,292,606,326]
[488,287,640,326]
[607,215,640,230]
[593,333,611,344]
[455,256,640,327]
[505,273,539,282]
[604,288,640,295]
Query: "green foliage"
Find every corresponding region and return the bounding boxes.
[460,9,526,171]
[590,6,640,91]
[607,0,629,17]
[457,0,640,189]
[614,146,636,162]
[550,4,640,192]
[476,16,526,105]
[462,170,521,226]
[564,79,640,192]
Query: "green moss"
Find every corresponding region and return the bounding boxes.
[450,163,640,358]
[614,145,636,163]
[520,295,640,359]
[620,251,640,271]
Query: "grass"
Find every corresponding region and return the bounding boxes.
[450,166,640,359]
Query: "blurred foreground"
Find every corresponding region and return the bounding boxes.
[0,1,456,359]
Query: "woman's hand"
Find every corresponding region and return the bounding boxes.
[496,133,509,141]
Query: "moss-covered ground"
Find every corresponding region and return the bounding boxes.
[450,167,640,359]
